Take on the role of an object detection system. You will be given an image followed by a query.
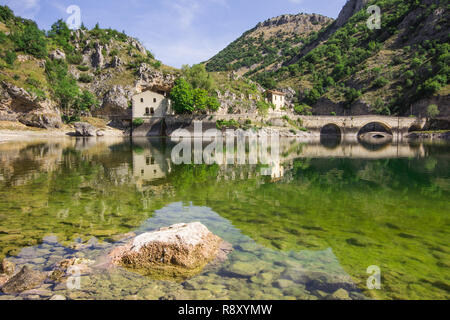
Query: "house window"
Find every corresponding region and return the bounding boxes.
[146,157,150,165]
[141,98,144,103]
[150,108,155,115]
[153,98,157,103]
[145,107,150,115]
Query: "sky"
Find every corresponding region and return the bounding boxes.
[3,0,347,68]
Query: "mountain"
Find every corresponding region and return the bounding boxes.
[0,5,178,129]
[208,0,450,117]
[205,13,333,77]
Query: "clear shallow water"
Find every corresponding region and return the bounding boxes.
[0,138,448,300]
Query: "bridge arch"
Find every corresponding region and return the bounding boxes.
[357,122,393,136]
[320,123,342,148]
[321,123,342,136]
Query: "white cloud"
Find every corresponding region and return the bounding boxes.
[4,0,40,19]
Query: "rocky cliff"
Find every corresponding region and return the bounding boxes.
[0,6,178,129]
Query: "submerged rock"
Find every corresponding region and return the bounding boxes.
[109,222,225,280]
[0,259,15,276]
[327,288,351,300]
[49,258,94,282]
[1,266,46,294]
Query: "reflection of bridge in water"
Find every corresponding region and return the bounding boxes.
[279,142,426,160]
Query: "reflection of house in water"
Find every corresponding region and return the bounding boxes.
[132,140,172,191]
[261,161,285,181]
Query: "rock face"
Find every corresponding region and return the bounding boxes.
[334,0,370,28]
[1,266,46,294]
[91,42,105,69]
[109,222,224,279]
[49,49,66,61]
[0,82,62,129]
[74,122,97,137]
[95,85,130,117]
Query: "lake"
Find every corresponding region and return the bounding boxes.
[0,137,448,300]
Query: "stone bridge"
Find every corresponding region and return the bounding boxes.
[299,115,427,142]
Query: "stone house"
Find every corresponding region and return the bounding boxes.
[132,90,172,119]
[265,90,286,111]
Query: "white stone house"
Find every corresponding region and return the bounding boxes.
[132,90,172,119]
[265,90,286,111]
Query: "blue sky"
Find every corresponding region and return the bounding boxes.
[3,0,347,68]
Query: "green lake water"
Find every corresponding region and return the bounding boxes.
[0,137,448,300]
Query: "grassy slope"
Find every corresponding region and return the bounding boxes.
[257,0,450,115]
[205,13,333,78]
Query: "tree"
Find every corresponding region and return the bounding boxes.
[48,20,73,53]
[181,64,215,91]
[193,88,209,112]
[427,104,440,119]
[12,22,48,58]
[170,78,195,114]
[76,90,99,111]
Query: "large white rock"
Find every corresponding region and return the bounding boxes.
[109,222,226,279]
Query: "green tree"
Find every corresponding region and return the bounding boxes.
[12,22,48,58]
[181,64,215,91]
[76,90,99,111]
[427,104,440,119]
[48,19,73,53]
[170,78,195,114]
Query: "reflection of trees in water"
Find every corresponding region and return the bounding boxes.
[0,139,449,299]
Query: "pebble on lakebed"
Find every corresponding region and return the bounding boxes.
[109,222,232,280]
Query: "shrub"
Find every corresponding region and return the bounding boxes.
[133,118,144,127]
[373,76,389,88]
[294,104,312,115]
[62,114,80,124]
[78,73,93,83]
[77,65,89,72]
[427,104,439,119]
[4,50,16,66]
[11,22,48,58]
[67,54,83,65]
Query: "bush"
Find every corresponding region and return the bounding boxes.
[373,76,389,88]
[133,118,144,127]
[67,54,83,65]
[78,73,93,83]
[77,65,89,72]
[4,50,16,66]
[294,104,312,115]
[11,22,48,58]
[75,90,99,111]
[62,114,80,124]
[427,104,440,119]
[0,6,13,22]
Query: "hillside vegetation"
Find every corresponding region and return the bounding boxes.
[207,0,450,117]
[0,5,177,126]
[205,13,332,80]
